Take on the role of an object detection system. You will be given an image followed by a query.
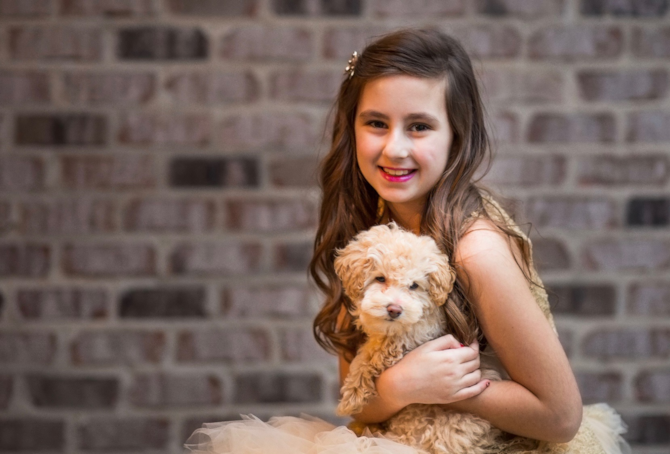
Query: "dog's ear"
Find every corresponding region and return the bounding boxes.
[334,229,380,303]
[427,253,456,306]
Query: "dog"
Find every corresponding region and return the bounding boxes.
[333,222,503,454]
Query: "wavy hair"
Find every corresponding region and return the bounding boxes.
[310,29,535,362]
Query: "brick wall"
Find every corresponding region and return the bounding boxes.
[0,0,668,452]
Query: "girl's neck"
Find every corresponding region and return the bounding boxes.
[386,201,423,235]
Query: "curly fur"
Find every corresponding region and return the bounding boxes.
[334,223,503,454]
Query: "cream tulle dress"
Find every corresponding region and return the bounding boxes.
[185,197,630,454]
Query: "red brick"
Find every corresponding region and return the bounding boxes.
[449,25,522,58]
[583,239,670,271]
[9,26,102,61]
[578,70,668,102]
[280,327,333,362]
[124,198,215,233]
[220,26,313,61]
[171,242,262,276]
[63,72,155,105]
[222,284,315,318]
[17,287,108,320]
[636,370,670,402]
[528,113,615,143]
[0,0,52,16]
[477,0,565,17]
[168,0,256,16]
[130,373,222,408]
[0,156,44,191]
[61,155,156,190]
[479,69,564,105]
[323,26,393,59]
[532,238,571,271]
[71,330,165,366]
[0,419,64,451]
[488,111,520,143]
[0,332,56,364]
[275,242,313,272]
[62,243,156,277]
[628,111,670,142]
[177,327,270,363]
[16,114,107,146]
[60,0,156,16]
[628,282,670,316]
[219,112,318,151]
[234,372,321,403]
[578,155,668,186]
[581,0,668,16]
[78,418,169,451]
[371,0,464,17]
[19,199,116,235]
[481,155,565,186]
[27,375,118,408]
[270,155,319,187]
[226,198,316,232]
[525,197,617,230]
[574,371,622,404]
[165,71,258,105]
[633,26,670,58]
[270,70,341,103]
[583,328,670,359]
[529,26,623,60]
[0,375,11,409]
[0,243,51,277]
[0,71,51,105]
[118,113,210,146]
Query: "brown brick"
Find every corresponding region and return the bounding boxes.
[220,112,318,151]
[270,156,319,187]
[165,71,258,105]
[0,71,51,105]
[71,330,165,366]
[226,198,316,232]
[574,371,622,404]
[9,26,102,61]
[27,375,119,408]
[528,113,615,143]
[78,418,169,451]
[17,287,108,320]
[168,0,256,16]
[633,26,670,58]
[481,155,565,187]
[323,26,393,59]
[19,199,116,235]
[628,111,670,142]
[177,328,270,363]
[477,0,565,17]
[623,414,670,445]
[583,328,670,360]
[234,372,322,403]
[222,284,315,319]
[170,157,259,188]
[0,156,45,191]
[118,113,210,146]
[16,114,106,146]
[61,155,156,190]
[547,284,616,315]
[62,243,156,277]
[628,282,670,316]
[529,26,623,60]
[170,242,262,276]
[221,26,313,61]
[0,332,56,364]
[270,70,341,103]
[118,27,207,60]
[371,0,464,17]
[280,327,334,362]
[479,69,564,105]
[0,375,11,409]
[119,287,206,319]
[581,0,668,16]
[0,0,52,16]
[449,25,522,58]
[578,155,668,186]
[130,373,222,408]
[124,198,215,233]
[578,70,668,102]
[63,72,156,105]
[525,197,617,230]
[627,197,670,227]
[60,0,156,16]
[583,239,670,271]
[636,369,670,402]
[0,419,64,451]
[0,243,50,278]
[532,238,570,271]
[275,242,313,272]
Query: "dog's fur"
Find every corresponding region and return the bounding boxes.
[334,223,503,454]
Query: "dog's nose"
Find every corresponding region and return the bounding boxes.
[386,304,403,319]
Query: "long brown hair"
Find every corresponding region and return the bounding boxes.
[310,29,535,362]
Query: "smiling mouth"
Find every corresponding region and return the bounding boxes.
[380,167,416,176]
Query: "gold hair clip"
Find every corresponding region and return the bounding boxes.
[344,51,358,79]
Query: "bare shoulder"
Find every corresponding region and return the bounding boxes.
[455,218,519,265]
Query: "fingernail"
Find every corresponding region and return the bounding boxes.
[459,343,464,347]
[486,381,491,387]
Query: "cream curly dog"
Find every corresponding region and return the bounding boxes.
[334,223,503,454]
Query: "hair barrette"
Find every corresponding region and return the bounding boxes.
[344,51,358,79]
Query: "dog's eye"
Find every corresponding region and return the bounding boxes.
[409,282,419,290]
[375,276,385,283]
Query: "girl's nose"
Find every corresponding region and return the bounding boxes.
[382,129,410,160]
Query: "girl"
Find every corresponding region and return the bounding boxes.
[186,29,629,454]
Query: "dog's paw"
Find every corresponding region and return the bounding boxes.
[336,386,375,416]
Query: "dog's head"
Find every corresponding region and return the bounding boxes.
[334,223,456,336]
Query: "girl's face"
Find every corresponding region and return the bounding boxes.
[355,75,453,213]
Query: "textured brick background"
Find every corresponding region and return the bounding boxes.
[0,0,669,452]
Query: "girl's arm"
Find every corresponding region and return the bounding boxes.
[443,219,583,442]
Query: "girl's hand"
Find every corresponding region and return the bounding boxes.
[379,334,490,408]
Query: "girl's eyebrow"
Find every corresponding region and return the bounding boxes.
[358,110,439,123]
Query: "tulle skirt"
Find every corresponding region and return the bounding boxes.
[184,404,630,454]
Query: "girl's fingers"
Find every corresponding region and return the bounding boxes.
[421,334,462,351]
[460,368,482,388]
[453,379,490,402]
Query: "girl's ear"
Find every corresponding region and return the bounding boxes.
[427,253,456,306]
[334,229,381,303]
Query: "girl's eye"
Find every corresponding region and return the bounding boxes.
[409,123,430,132]
[367,120,387,129]
[409,282,419,290]
[375,276,386,283]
